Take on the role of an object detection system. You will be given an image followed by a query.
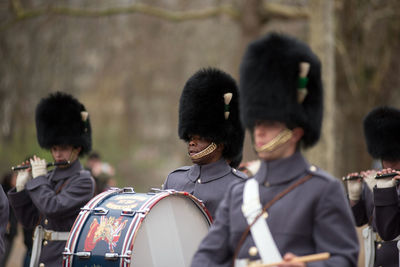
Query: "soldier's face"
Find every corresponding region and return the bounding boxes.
[187,135,222,165]
[253,121,296,161]
[50,145,81,167]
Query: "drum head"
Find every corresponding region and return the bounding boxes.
[131,194,209,267]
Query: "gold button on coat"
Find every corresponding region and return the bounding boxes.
[39,263,45,267]
[377,243,382,249]
[43,240,48,246]
[309,165,317,172]
[44,219,48,225]
[249,246,258,256]
[197,179,201,183]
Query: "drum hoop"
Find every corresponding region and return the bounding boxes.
[120,190,212,267]
[63,189,119,267]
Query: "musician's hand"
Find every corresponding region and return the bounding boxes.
[360,169,378,191]
[277,253,305,267]
[16,161,32,192]
[345,172,362,201]
[30,155,47,179]
[376,168,398,188]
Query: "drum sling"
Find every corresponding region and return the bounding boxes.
[233,174,312,267]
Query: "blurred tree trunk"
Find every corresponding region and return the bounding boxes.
[306,0,336,175]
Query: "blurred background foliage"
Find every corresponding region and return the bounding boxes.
[1,0,400,193]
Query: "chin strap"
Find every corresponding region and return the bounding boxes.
[189,142,217,160]
[254,129,293,153]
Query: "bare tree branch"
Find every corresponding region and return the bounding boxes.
[2,0,311,32]
[260,2,309,21]
[1,1,241,32]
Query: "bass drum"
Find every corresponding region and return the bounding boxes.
[63,188,212,267]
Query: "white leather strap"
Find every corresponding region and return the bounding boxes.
[30,225,44,267]
[242,179,282,264]
[44,229,70,241]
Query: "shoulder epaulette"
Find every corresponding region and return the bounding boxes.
[170,166,191,174]
[231,168,248,179]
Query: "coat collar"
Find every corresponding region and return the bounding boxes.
[254,151,310,185]
[187,158,231,183]
[49,160,83,182]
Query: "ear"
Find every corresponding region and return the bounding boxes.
[291,127,304,143]
[217,143,224,152]
[74,147,82,154]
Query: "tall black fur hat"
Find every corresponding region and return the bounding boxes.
[178,68,244,166]
[363,106,400,161]
[35,92,92,156]
[240,32,323,148]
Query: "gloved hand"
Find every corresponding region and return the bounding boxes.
[360,169,378,191]
[347,179,362,201]
[16,169,32,192]
[30,156,47,179]
[376,168,398,188]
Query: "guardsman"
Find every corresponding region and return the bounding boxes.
[8,92,95,267]
[163,67,247,219]
[347,106,400,267]
[191,33,359,267]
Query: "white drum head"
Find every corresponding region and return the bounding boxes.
[131,195,210,267]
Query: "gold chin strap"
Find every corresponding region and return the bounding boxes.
[254,129,293,153]
[66,148,79,164]
[190,142,217,160]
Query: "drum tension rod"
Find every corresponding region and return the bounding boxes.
[63,249,91,259]
[105,251,132,262]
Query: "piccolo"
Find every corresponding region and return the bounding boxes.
[375,172,398,179]
[11,161,70,171]
[342,175,363,181]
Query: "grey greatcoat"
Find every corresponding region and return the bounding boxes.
[372,186,400,267]
[163,158,247,219]
[191,152,359,267]
[8,160,95,267]
[353,183,399,266]
[0,185,9,257]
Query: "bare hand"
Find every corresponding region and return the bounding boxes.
[276,253,306,267]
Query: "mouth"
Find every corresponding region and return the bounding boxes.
[188,151,199,156]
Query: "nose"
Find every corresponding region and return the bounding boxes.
[189,139,196,146]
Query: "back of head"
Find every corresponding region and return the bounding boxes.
[35,91,92,156]
[363,106,400,161]
[178,67,244,167]
[240,32,323,148]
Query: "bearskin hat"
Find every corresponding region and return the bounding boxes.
[35,92,92,156]
[363,106,400,161]
[178,68,244,167]
[239,32,323,148]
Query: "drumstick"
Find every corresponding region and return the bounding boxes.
[247,252,330,267]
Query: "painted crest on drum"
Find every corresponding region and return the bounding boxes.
[84,216,128,252]
[65,191,154,267]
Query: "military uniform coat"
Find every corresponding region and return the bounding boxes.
[0,185,9,257]
[352,184,399,267]
[373,186,400,267]
[191,152,359,267]
[8,160,94,267]
[163,158,247,219]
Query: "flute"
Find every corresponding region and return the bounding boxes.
[375,172,398,179]
[11,161,70,171]
[342,175,363,181]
